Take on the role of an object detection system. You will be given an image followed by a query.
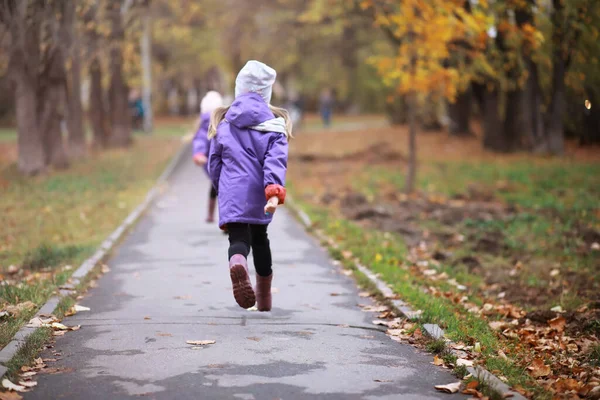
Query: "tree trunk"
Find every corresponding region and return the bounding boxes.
[39,46,69,169]
[140,6,153,133]
[504,88,527,151]
[107,0,131,147]
[482,89,509,152]
[546,56,566,155]
[89,58,110,149]
[65,5,86,159]
[448,89,472,136]
[14,72,45,175]
[405,94,417,194]
[523,59,545,150]
[40,84,69,169]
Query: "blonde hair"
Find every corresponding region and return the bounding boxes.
[208,105,293,140]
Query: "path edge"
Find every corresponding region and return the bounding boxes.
[285,195,527,400]
[0,140,191,379]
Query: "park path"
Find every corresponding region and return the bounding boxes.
[25,154,465,400]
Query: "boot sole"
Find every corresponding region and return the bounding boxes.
[230,264,256,309]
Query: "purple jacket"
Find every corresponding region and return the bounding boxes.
[208,93,288,227]
[192,112,211,175]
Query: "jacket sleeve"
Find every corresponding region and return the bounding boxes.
[263,134,288,204]
[208,136,223,192]
[192,119,209,156]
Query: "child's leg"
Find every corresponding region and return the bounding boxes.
[227,223,250,259]
[250,224,273,311]
[249,224,272,277]
[227,223,255,309]
[206,186,217,223]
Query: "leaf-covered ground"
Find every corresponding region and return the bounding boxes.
[288,120,600,399]
[0,122,184,351]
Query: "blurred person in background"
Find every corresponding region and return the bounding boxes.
[192,90,224,223]
[207,60,292,312]
[319,87,334,127]
[129,89,145,130]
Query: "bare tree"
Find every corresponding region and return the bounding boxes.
[107,0,132,147]
[1,0,46,175]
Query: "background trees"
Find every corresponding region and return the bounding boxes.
[0,0,598,176]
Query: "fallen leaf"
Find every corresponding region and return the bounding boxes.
[466,380,479,390]
[528,358,551,378]
[488,321,507,331]
[247,337,261,342]
[434,381,461,394]
[186,340,216,346]
[0,392,23,400]
[358,292,370,298]
[74,305,90,312]
[52,331,67,337]
[144,316,151,320]
[7,265,19,275]
[156,333,172,337]
[17,381,36,389]
[341,250,353,259]
[330,292,341,296]
[51,322,69,331]
[5,302,36,316]
[550,305,564,313]
[548,316,566,332]
[360,305,388,313]
[0,311,8,318]
[19,372,36,378]
[101,264,110,273]
[2,379,26,392]
[413,328,423,339]
[433,355,444,366]
[456,358,474,367]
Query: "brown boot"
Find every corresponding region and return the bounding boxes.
[255,273,273,312]
[206,198,216,223]
[229,255,256,309]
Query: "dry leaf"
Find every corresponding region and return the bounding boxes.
[51,322,69,331]
[2,379,26,392]
[528,358,551,378]
[466,380,479,390]
[144,316,151,320]
[0,392,23,400]
[434,381,461,394]
[186,340,216,346]
[548,316,566,332]
[456,358,474,367]
[360,305,388,312]
[488,321,506,331]
[74,305,90,312]
[247,337,261,342]
[358,292,370,298]
[156,333,172,337]
[330,292,341,296]
[17,381,36,389]
[413,328,423,339]
[19,372,36,378]
[101,264,110,273]
[433,355,444,366]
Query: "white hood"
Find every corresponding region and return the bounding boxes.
[250,117,287,134]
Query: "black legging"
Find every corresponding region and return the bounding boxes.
[227,223,272,277]
[209,186,217,199]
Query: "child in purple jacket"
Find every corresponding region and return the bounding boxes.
[192,91,223,223]
[208,61,292,311]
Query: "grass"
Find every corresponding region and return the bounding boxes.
[298,203,548,397]
[0,123,183,353]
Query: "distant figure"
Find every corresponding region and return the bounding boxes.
[208,60,292,312]
[129,89,144,130]
[192,91,224,223]
[319,88,334,127]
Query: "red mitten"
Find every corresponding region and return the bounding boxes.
[265,184,286,205]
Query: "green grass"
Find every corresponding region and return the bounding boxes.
[295,200,549,399]
[0,130,182,353]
